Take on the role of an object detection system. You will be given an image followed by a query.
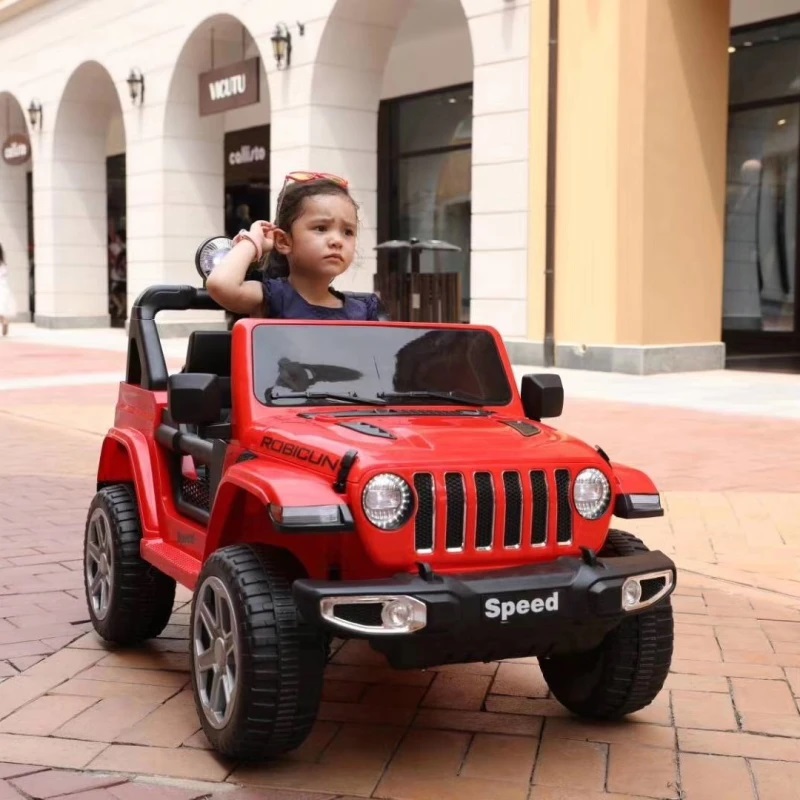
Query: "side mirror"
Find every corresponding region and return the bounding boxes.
[168,373,221,425]
[520,374,564,420]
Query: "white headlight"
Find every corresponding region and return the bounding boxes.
[195,236,233,280]
[362,474,413,530]
[573,468,611,520]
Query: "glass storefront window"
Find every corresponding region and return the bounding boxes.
[730,21,800,105]
[724,105,797,333]
[397,150,472,307]
[396,87,473,154]
[725,19,800,339]
[379,85,472,321]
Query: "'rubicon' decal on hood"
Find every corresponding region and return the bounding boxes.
[260,435,340,471]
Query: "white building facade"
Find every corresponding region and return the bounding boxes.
[0,0,531,336]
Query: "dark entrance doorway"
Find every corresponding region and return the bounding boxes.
[26,170,34,318]
[107,153,127,328]
[224,125,269,238]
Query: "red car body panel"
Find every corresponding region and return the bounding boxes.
[97,318,662,589]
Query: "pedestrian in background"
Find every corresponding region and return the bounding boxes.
[0,243,17,337]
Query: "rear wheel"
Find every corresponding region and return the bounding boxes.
[83,484,176,645]
[539,530,674,719]
[189,544,327,760]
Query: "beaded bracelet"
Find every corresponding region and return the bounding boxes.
[232,230,262,262]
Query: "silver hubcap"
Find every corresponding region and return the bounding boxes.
[193,575,239,729]
[85,508,114,620]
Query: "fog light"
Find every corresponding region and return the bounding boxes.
[320,595,428,635]
[382,599,413,629]
[622,578,643,610]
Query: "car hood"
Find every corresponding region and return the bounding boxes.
[248,409,604,477]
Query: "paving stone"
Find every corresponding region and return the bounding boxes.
[606,743,679,799]
[0,694,97,735]
[678,753,756,800]
[532,737,606,791]
[87,745,232,782]
[0,766,44,781]
[421,672,492,711]
[750,760,800,800]
[730,676,799,715]
[9,770,128,799]
[671,689,737,731]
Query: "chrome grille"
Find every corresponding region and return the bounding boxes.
[503,471,523,548]
[413,473,435,553]
[444,472,466,551]
[474,472,495,550]
[413,469,573,554]
[530,470,548,545]
[555,468,573,544]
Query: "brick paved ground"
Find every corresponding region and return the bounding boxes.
[2,338,800,799]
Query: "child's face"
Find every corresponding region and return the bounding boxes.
[284,194,357,280]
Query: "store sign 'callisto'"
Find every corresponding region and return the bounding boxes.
[229,145,266,166]
[198,57,260,116]
[2,133,31,166]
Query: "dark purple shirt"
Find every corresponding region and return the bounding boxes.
[260,277,382,321]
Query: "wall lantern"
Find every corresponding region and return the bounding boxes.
[126,68,145,105]
[271,21,305,70]
[27,99,42,130]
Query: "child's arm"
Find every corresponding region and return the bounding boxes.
[206,221,276,315]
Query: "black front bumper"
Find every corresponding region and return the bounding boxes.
[293,551,676,669]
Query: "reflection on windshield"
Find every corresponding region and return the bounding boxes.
[275,358,363,392]
[254,325,512,406]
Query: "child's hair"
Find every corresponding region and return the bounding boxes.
[265,179,358,278]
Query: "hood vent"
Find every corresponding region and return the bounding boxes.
[499,419,541,437]
[336,421,396,440]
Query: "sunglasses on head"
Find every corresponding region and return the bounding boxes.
[274,171,350,219]
[284,171,349,188]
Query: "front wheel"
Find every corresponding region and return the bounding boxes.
[189,544,327,760]
[539,530,674,719]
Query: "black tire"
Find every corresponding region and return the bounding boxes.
[189,544,327,760]
[539,530,674,719]
[83,484,176,645]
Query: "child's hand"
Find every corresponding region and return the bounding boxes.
[250,220,280,257]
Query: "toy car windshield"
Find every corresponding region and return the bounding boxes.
[255,324,513,407]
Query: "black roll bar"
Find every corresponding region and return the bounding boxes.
[126,285,222,391]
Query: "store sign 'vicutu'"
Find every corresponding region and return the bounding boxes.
[2,133,31,166]
[199,57,260,116]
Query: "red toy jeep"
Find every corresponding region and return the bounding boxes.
[84,258,675,761]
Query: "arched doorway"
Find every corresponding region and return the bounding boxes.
[163,15,270,289]
[48,61,126,328]
[0,92,33,322]
[310,0,474,317]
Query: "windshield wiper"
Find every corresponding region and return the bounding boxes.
[377,390,486,407]
[269,389,386,406]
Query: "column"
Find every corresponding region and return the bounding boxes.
[550,0,730,373]
[464,0,531,338]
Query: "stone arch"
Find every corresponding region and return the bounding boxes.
[161,14,270,294]
[309,0,530,335]
[306,0,475,300]
[45,60,126,327]
[0,91,33,321]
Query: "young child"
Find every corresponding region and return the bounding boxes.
[206,172,385,321]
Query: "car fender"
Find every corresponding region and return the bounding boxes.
[205,459,349,558]
[97,429,160,536]
[609,462,659,495]
[609,462,664,519]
